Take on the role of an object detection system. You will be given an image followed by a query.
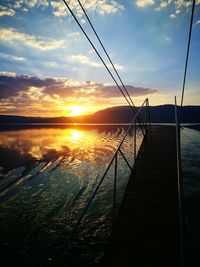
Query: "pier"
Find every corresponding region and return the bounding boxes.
[102,125,181,266]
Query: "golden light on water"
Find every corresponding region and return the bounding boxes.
[0,127,97,161]
[69,129,83,142]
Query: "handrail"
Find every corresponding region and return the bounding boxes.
[174,96,185,267]
[71,98,150,235]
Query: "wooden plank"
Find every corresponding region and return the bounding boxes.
[102,126,180,267]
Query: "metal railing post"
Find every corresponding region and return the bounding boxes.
[175,96,185,267]
[145,99,147,134]
[147,98,151,129]
[70,98,149,235]
[112,152,118,227]
[134,120,136,160]
[119,149,132,171]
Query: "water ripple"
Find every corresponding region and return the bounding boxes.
[0,124,142,265]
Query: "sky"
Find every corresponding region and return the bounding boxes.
[0,0,200,117]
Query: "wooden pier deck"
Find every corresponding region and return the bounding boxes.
[102,125,180,267]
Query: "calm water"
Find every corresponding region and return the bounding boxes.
[0,125,199,266]
[0,124,143,266]
[181,126,200,266]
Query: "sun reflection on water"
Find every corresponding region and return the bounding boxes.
[0,124,136,178]
[0,127,97,165]
[64,129,83,143]
[0,124,143,266]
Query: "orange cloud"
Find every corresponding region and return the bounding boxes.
[0,73,158,117]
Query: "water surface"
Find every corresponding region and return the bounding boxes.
[181,126,200,266]
[0,124,143,266]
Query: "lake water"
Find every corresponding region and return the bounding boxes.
[0,124,143,266]
[0,124,199,266]
[181,126,200,266]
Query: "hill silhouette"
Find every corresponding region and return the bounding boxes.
[0,105,200,124]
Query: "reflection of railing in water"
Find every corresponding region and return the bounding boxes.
[72,98,151,235]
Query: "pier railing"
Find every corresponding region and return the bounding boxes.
[72,98,150,236]
[175,96,185,267]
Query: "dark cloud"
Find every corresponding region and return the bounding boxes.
[0,75,69,99]
[0,74,158,100]
[0,75,41,98]
[96,85,158,98]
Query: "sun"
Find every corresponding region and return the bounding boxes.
[69,106,84,117]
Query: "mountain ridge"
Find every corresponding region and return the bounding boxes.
[0,105,200,124]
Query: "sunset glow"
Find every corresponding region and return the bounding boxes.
[0,127,97,161]
[0,0,199,117]
[69,129,83,142]
[69,106,85,117]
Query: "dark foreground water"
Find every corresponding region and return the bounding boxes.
[0,124,143,266]
[181,126,200,266]
[0,124,199,266]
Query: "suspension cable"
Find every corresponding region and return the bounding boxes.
[62,0,145,135]
[180,0,196,119]
[62,0,133,108]
[77,0,136,108]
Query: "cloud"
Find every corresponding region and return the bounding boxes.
[0,52,26,62]
[0,71,17,77]
[151,0,200,17]
[108,63,124,71]
[155,1,171,11]
[20,0,48,8]
[51,0,124,17]
[0,73,158,100]
[155,0,200,19]
[10,0,48,9]
[136,0,155,8]
[0,0,124,18]
[0,5,15,17]
[164,36,172,42]
[195,20,200,25]
[69,54,102,68]
[95,85,158,98]
[170,14,176,18]
[67,32,80,38]
[175,0,192,9]
[69,54,124,70]
[0,28,65,51]
[51,1,68,17]
[0,74,158,116]
[0,74,50,99]
[0,0,48,18]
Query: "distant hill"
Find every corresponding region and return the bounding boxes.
[86,105,200,123]
[0,105,200,124]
